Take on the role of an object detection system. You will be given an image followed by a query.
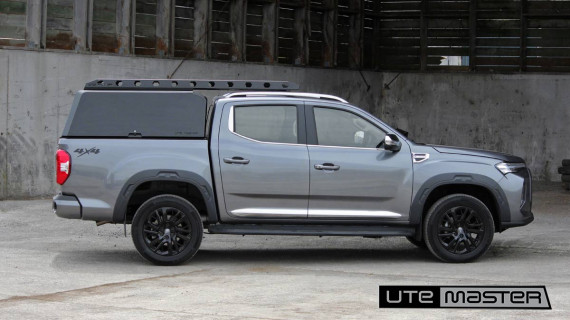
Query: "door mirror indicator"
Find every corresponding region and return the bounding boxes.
[382,134,402,152]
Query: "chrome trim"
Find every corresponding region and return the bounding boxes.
[412,153,430,163]
[223,91,348,103]
[230,208,307,218]
[308,144,379,151]
[308,210,401,218]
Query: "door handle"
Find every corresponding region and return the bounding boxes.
[314,163,340,171]
[223,157,250,165]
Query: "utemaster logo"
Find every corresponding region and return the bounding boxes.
[379,286,551,309]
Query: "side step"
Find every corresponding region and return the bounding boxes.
[207,224,415,237]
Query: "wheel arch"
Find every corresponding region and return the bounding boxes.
[410,173,510,239]
[112,170,218,224]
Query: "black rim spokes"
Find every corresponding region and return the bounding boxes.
[143,207,192,256]
[437,206,485,254]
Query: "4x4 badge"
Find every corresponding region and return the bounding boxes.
[74,147,100,157]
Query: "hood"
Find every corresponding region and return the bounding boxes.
[430,145,525,163]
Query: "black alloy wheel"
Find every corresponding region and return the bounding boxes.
[132,195,203,265]
[424,194,495,263]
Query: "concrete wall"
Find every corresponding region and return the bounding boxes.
[0,49,568,199]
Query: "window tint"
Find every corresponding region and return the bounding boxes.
[234,106,298,144]
[66,92,206,138]
[314,107,385,148]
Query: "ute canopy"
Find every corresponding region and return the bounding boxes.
[62,91,207,138]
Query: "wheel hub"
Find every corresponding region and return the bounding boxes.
[142,207,192,256]
[437,206,485,254]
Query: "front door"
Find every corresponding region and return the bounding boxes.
[218,102,309,221]
[306,103,413,221]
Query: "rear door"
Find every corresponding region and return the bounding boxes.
[306,102,413,221]
[217,101,309,221]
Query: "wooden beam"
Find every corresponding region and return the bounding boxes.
[26,0,44,49]
[322,0,336,67]
[469,0,476,70]
[193,0,209,59]
[156,0,172,57]
[72,0,90,51]
[293,1,308,65]
[116,0,131,55]
[420,0,428,71]
[348,0,362,68]
[229,0,246,61]
[261,1,276,63]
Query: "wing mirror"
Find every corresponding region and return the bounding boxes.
[383,134,402,152]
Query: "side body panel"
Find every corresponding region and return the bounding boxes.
[213,100,310,222]
[305,102,414,221]
[58,138,213,222]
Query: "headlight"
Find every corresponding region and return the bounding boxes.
[495,162,526,175]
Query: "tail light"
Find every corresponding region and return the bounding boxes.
[56,150,71,185]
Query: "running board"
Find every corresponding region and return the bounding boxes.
[207,224,415,237]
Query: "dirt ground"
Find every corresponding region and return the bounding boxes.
[0,183,568,319]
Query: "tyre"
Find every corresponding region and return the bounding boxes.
[562,159,570,166]
[406,236,426,248]
[562,175,570,183]
[424,194,494,263]
[558,166,570,175]
[131,194,203,265]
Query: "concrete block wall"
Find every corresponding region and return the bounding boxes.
[0,49,568,199]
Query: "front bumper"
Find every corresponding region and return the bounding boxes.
[53,194,82,219]
[499,167,534,230]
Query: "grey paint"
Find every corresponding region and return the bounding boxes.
[0,49,567,199]
[58,138,212,222]
[53,90,532,232]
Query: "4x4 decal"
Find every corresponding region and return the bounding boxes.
[74,147,100,157]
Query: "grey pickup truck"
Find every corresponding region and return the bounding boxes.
[53,79,533,265]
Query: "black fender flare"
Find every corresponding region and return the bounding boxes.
[112,169,218,223]
[410,173,510,238]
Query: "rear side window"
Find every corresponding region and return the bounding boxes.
[65,92,207,138]
[233,106,298,144]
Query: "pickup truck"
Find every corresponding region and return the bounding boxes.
[53,79,533,265]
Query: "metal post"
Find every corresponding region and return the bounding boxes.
[193,0,210,59]
[73,0,90,51]
[116,0,132,55]
[229,0,246,61]
[261,1,277,63]
[156,0,172,57]
[322,0,336,67]
[26,0,44,49]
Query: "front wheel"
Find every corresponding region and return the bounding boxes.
[424,194,495,263]
[132,195,203,265]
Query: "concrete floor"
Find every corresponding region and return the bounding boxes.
[0,184,569,319]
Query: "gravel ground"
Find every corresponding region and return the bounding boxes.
[0,183,568,319]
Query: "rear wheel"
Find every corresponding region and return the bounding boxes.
[424,194,494,263]
[132,195,203,265]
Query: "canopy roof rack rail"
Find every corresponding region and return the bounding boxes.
[84,79,299,91]
[223,92,348,103]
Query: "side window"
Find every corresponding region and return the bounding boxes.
[233,105,298,144]
[314,107,385,148]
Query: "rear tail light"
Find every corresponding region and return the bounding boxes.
[56,149,71,185]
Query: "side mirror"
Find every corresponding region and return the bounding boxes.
[383,134,402,152]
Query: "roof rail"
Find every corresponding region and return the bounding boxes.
[223,91,348,103]
[84,79,299,91]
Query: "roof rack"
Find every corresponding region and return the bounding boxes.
[84,79,299,91]
[223,91,348,103]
